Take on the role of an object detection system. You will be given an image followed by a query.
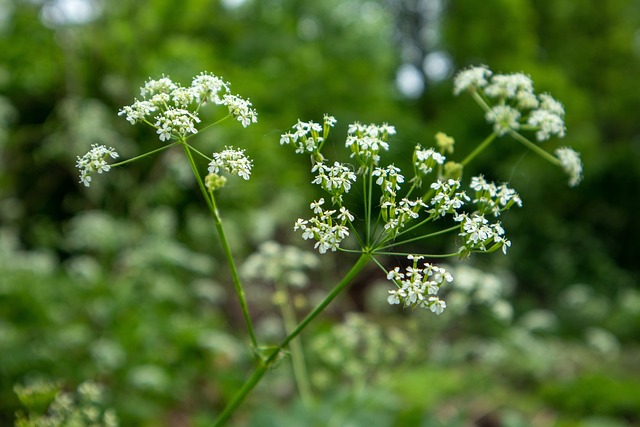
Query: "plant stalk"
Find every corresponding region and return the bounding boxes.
[213,253,371,426]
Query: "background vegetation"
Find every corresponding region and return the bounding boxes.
[1,0,638,425]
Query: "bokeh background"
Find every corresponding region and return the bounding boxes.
[1,0,639,425]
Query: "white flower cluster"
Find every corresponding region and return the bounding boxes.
[453,65,492,95]
[294,198,353,254]
[75,144,119,187]
[222,94,258,127]
[154,108,200,142]
[118,72,257,143]
[453,65,566,142]
[312,161,357,203]
[373,164,427,235]
[381,197,425,233]
[554,147,583,187]
[280,114,336,155]
[208,146,253,180]
[345,122,395,169]
[413,146,445,178]
[386,255,452,314]
[455,213,511,255]
[373,165,404,197]
[428,179,470,218]
[470,175,523,217]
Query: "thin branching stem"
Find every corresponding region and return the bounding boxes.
[181,142,259,351]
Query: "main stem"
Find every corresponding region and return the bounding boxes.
[213,253,371,426]
[181,143,259,350]
[461,132,498,166]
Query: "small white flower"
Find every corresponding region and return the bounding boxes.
[310,198,325,214]
[323,114,337,127]
[208,146,253,180]
[428,297,447,315]
[554,147,583,187]
[453,65,492,95]
[76,144,119,187]
[337,207,354,222]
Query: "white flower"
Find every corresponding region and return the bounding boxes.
[428,297,447,315]
[386,256,453,313]
[323,114,337,127]
[414,146,445,176]
[337,206,354,222]
[372,164,404,197]
[154,108,201,141]
[208,146,253,180]
[428,179,469,217]
[76,144,119,187]
[191,72,229,104]
[453,65,492,95]
[140,76,178,98]
[223,94,258,127]
[171,86,198,107]
[554,147,583,187]
[485,105,521,136]
[456,213,510,254]
[485,73,534,101]
[118,100,156,124]
[311,162,357,201]
[294,198,351,254]
[345,122,392,168]
[527,109,565,141]
[310,198,325,214]
[470,175,522,216]
[538,93,565,117]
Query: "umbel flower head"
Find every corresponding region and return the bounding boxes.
[454,65,566,142]
[208,146,253,180]
[453,65,582,187]
[283,115,527,316]
[118,72,257,143]
[76,144,119,187]
[386,255,452,314]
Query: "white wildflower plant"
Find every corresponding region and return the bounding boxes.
[75,66,585,425]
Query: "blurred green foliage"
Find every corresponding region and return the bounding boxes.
[1,0,639,425]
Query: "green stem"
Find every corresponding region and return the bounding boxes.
[375,224,460,251]
[275,282,313,408]
[111,142,180,168]
[365,169,373,247]
[461,132,498,166]
[181,143,259,350]
[213,253,371,426]
[508,130,561,166]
